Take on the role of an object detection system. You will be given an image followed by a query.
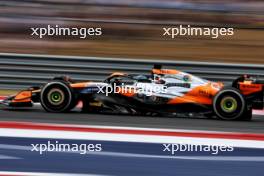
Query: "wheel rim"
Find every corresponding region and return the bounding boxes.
[220,96,238,113]
[47,88,65,105]
[51,92,61,102]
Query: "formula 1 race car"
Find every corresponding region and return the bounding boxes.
[1,65,264,121]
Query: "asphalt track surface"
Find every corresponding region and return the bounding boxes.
[1,105,264,133]
[1,105,264,175]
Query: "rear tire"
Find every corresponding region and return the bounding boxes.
[213,88,251,121]
[40,81,76,112]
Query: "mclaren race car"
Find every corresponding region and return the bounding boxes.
[1,65,264,121]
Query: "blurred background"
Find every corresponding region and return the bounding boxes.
[0,0,263,63]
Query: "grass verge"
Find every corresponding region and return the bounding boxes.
[0,90,18,96]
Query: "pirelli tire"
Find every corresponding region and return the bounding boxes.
[40,81,77,112]
[213,88,252,121]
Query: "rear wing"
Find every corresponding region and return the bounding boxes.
[233,75,264,109]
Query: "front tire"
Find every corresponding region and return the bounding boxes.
[213,88,251,121]
[40,81,76,112]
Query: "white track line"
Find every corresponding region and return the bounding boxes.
[0,128,264,149]
[0,154,21,160]
[0,144,264,162]
[0,171,106,176]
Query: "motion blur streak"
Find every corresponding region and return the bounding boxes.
[1,137,263,176]
[0,0,263,175]
[0,122,264,176]
[0,0,263,63]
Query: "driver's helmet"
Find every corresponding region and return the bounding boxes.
[154,74,165,84]
[113,78,122,86]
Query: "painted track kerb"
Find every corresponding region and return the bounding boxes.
[1,53,264,89]
[0,121,264,148]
